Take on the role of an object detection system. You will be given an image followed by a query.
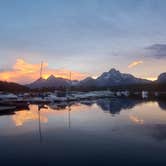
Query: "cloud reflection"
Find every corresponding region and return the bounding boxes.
[129,115,144,125]
[12,109,48,127]
[7,99,166,127]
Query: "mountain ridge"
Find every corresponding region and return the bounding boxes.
[27,68,161,89]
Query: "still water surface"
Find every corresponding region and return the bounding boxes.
[0,98,166,166]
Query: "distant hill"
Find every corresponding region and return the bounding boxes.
[0,81,28,92]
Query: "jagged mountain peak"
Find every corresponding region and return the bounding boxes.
[47,74,56,80]
[96,68,150,87]
[99,68,122,80]
[28,75,70,89]
[109,68,120,73]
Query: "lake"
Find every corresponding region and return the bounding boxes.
[0,98,166,166]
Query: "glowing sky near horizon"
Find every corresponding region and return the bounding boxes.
[0,0,166,84]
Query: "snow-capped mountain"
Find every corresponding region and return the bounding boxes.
[157,72,166,83]
[95,68,150,87]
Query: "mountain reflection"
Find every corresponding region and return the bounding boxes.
[0,98,165,120]
[46,99,165,116]
[96,98,143,115]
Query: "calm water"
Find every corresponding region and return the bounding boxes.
[0,98,166,166]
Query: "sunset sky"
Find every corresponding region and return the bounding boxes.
[0,0,166,84]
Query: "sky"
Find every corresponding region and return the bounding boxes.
[0,0,166,84]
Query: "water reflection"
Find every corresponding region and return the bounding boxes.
[158,100,166,110]
[96,98,143,115]
[49,102,68,110]
[0,111,15,116]
[151,124,166,141]
[129,115,144,125]
[0,98,166,165]
[0,98,165,119]
[12,105,48,127]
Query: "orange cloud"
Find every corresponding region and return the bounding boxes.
[0,59,87,84]
[128,60,143,68]
[13,59,48,74]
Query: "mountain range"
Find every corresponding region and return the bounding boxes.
[27,68,166,89]
[29,75,70,89]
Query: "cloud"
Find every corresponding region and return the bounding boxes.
[145,44,166,58]
[145,77,157,81]
[0,59,87,84]
[128,60,143,68]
